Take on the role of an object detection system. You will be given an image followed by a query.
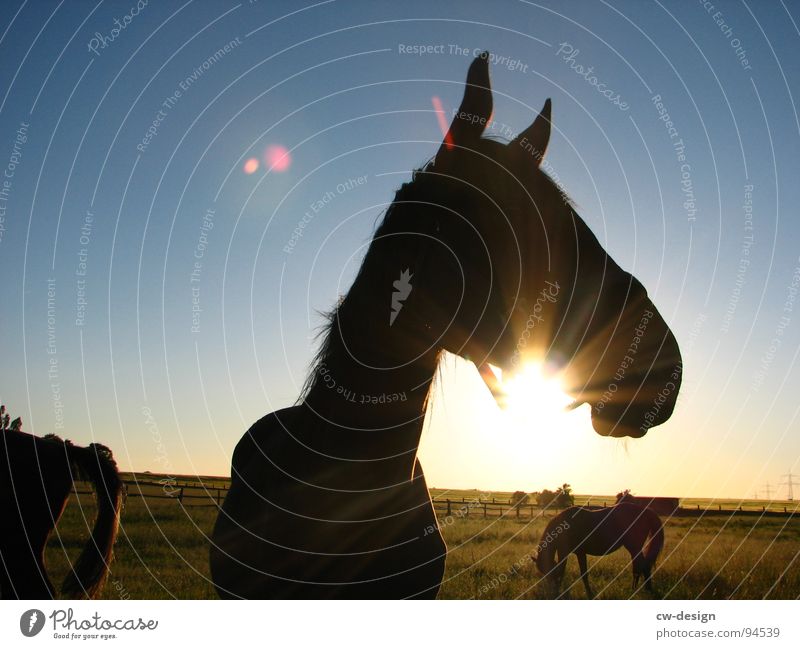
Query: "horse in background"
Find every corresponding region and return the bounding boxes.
[0,430,124,599]
[534,502,664,598]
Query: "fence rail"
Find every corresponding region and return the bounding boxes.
[69,482,800,517]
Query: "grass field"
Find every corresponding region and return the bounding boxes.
[43,476,800,599]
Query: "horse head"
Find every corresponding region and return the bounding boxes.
[398,54,681,438]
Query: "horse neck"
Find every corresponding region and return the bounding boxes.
[536,522,560,573]
[301,268,442,463]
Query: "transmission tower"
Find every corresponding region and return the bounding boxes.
[763,482,774,500]
[780,471,798,501]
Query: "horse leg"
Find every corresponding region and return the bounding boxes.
[625,534,648,593]
[0,547,15,599]
[577,552,593,599]
[34,541,56,599]
[0,533,55,599]
[642,560,655,593]
[551,548,568,598]
[628,549,642,591]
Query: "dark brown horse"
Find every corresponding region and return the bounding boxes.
[0,430,123,599]
[535,503,664,598]
[210,54,682,599]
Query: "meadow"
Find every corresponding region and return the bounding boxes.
[43,477,800,599]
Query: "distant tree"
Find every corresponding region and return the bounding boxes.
[555,483,574,508]
[536,485,574,510]
[511,491,529,513]
[536,489,558,509]
[511,490,528,505]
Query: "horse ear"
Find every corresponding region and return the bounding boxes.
[512,98,551,165]
[438,54,493,157]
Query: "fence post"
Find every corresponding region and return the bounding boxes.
[530,505,534,518]
[446,499,451,517]
[483,503,487,518]
[178,487,184,504]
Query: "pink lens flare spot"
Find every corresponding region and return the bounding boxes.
[264,144,291,172]
[243,158,259,174]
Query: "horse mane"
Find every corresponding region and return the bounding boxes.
[298,165,440,402]
[298,153,574,403]
[534,512,564,574]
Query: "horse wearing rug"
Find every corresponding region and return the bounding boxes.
[210,54,682,599]
[535,503,664,598]
[0,430,123,599]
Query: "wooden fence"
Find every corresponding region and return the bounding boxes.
[71,483,800,518]
[74,479,227,507]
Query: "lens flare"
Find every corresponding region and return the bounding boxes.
[431,96,453,150]
[264,144,291,172]
[243,158,259,174]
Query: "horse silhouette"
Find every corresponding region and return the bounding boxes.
[534,502,665,598]
[210,54,682,599]
[0,430,123,599]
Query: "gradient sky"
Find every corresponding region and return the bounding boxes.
[0,0,798,499]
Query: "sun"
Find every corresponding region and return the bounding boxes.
[417,355,595,492]
[492,362,574,423]
[481,361,584,459]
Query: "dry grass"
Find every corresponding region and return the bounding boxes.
[43,486,800,599]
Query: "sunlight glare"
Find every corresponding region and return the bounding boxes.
[496,362,573,423]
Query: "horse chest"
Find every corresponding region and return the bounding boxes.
[212,412,445,597]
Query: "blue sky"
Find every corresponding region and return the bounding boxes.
[0,0,798,499]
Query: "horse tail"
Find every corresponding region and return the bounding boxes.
[61,442,124,598]
[643,512,664,567]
